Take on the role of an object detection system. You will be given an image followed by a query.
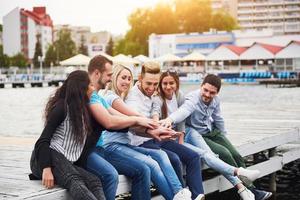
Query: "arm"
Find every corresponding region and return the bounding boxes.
[151,95,161,120]
[111,98,143,117]
[212,98,226,134]
[90,103,156,130]
[34,100,65,189]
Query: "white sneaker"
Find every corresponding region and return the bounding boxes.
[195,194,205,200]
[173,188,192,200]
[238,187,255,200]
[237,167,260,181]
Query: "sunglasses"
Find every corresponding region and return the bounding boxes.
[161,68,178,74]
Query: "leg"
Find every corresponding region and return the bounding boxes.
[183,142,241,187]
[86,147,119,200]
[103,143,151,200]
[206,130,246,168]
[50,149,104,200]
[133,144,183,195]
[74,165,106,200]
[161,141,204,199]
[140,140,184,187]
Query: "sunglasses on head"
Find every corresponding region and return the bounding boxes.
[162,68,178,74]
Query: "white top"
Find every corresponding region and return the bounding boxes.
[166,93,179,116]
[125,84,160,146]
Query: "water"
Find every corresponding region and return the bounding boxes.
[2,83,299,137]
[0,84,300,199]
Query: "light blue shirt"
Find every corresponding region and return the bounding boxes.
[98,91,132,147]
[89,91,110,109]
[169,89,226,135]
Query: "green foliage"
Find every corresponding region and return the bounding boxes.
[106,36,114,56]
[44,44,57,67]
[33,34,43,68]
[116,0,238,56]
[78,34,88,55]
[10,53,28,67]
[0,45,10,67]
[55,29,76,61]
[211,10,238,31]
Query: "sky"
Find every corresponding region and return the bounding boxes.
[0,0,168,35]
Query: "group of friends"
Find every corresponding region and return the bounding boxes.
[29,55,273,200]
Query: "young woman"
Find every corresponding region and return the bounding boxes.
[95,64,193,200]
[158,70,263,200]
[30,70,105,200]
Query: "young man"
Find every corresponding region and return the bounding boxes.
[125,62,205,200]
[161,74,272,200]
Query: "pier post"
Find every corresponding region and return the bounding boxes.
[269,148,277,193]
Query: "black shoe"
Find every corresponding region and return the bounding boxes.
[250,189,272,200]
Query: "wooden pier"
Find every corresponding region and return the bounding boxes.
[0,102,300,199]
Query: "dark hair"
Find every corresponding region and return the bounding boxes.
[202,74,222,92]
[159,71,180,119]
[44,70,91,144]
[88,55,113,74]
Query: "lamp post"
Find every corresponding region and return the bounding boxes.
[38,56,43,79]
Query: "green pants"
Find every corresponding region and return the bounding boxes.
[203,129,255,188]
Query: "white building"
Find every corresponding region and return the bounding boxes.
[3,7,53,59]
[237,0,300,35]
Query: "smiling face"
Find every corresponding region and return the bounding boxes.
[116,68,132,94]
[139,72,160,97]
[161,75,177,100]
[200,83,218,103]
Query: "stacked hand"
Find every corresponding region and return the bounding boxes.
[159,118,173,128]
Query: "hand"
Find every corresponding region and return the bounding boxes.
[42,167,55,189]
[147,126,175,141]
[177,132,185,144]
[159,118,173,128]
[135,117,159,129]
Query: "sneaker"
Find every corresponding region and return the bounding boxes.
[238,167,260,181]
[250,189,272,200]
[195,194,205,200]
[238,187,255,200]
[173,188,192,200]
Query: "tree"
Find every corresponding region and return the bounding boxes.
[33,34,43,68]
[78,34,88,55]
[0,45,10,67]
[10,53,28,67]
[55,29,76,61]
[211,10,238,31]
[106,36,114,56]
[44,44,57,67]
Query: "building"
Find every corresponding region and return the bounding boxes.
[236,0,300,35]
[54,25,111,57]
[149,31,235,58]
[3,7,53,59]
[149,29,300,58]
[53,25,90,50]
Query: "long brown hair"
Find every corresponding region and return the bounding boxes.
[44,70,91,144]
[158,71,180,119]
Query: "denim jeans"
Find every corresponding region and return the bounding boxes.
[131,145,183,195]
[30,149,106,200]
[104,142,176,200]
[140,139,204,199]
[185,127,241,186]
[86,147,119,200]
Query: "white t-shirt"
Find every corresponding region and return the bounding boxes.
[166,93,178,116]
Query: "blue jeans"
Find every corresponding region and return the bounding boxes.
[131,145,183,195]
[185,127,241,186]
[104,142,176,200]
[140,139,204,199]
[86,147,119,200]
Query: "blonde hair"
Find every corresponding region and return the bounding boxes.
[105,64,133,99]
[140,61,161,78]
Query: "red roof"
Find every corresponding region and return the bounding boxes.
[223,45,247,55]
[21,7,53,27]
[256,43,283,54]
